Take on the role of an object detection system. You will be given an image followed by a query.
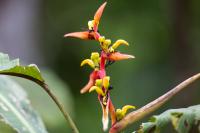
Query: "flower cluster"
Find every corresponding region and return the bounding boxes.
[65,2,135,131]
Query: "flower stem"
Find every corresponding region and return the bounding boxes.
[109,73,200,133]
[41,83,79,133]
[99,51,106,78]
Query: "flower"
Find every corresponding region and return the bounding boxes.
[115,105,136,121]
[65,1,136,131]
[98,36,112,53]
[89,76,110,96]
[81,52,100,70]
[88,76,113,131]
[98,36,135,61]
[109,39,129,52]
[64,2,107,40]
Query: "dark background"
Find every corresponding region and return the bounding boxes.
[0,0,200,132]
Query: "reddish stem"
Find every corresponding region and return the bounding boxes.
[99,51,107,78]
[109,96,116,125]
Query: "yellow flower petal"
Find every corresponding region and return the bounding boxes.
[90,52,100,68]
[98,36,105,43]
[89,86,105,96]
[111,39,129,50]
[103,76,110,90]
[116,109,123,121]
[80,59,95,68]
[99,38,111,52]
[88,20,95,30]
[95,79,102,87]
[91,52,100,62]
[121,105,136,114]
[104,39,111,46]
[116,105,135,120]
[109,47,115,53]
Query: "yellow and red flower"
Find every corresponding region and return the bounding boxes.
[64,2,107,40]
[65,2,135,131]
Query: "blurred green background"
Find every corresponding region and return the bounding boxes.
[0,0,200,132]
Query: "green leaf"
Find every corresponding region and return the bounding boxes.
[136,105,200,133]
[13,69,74,132]
[0,53,44,82]
[0,52,79,133]
[0,76,48,133]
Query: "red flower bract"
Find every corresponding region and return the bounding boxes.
[80,70,99,94]
[64,2,107,40]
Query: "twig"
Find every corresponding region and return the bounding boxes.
[41,83,79,133]
[0,72,79,133]
[109,73,200,133]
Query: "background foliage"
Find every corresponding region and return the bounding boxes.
[0,0,200,132]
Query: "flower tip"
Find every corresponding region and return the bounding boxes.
[108,52,135,61]
[102,117,109,131]
[80,78,94,94]
[103,1,107,5]
[80,87,89,94]
[129,55,135,59]
[80,89,85,94]
[64,33,74,38]
[64,31,90,40]
[94,2,107,23]
[102,103,109,131]
[64,33,69,38]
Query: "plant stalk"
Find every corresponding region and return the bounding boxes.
[109,73,200,133]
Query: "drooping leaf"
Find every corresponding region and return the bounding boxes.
[13,69,74,132]
[0,52,79,133]
[0,76,48,133]
[0,53,44,82]
[135,104,200,133]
